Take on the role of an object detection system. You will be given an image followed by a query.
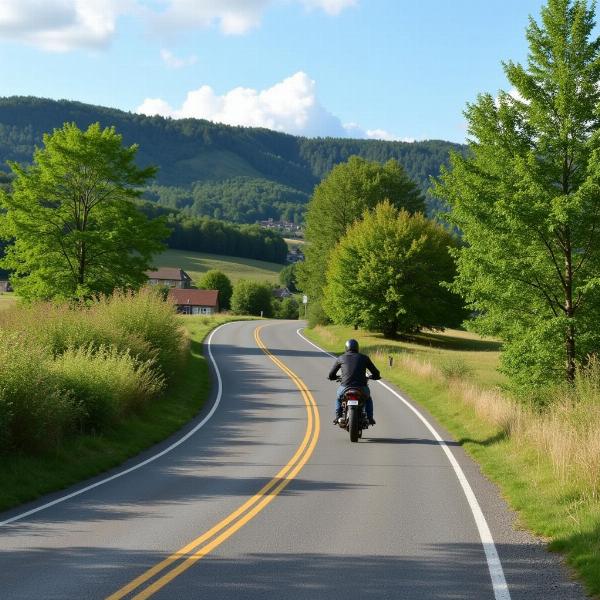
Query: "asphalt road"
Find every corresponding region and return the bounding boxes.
[0,320,588,599]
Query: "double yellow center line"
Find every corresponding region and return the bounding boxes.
[106,324,320,600]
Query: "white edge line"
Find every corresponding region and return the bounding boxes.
[296,327,511,600]
[0,321,232,527]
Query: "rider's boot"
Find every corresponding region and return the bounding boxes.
[333,409,343,425]
[368,416,376,425]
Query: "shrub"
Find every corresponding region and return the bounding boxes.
[274,297,300,320]
[51,346,164,431]
[91,289,188,378]
[231,280,274,316]
[307,300,330,327]
[0,332,79,453]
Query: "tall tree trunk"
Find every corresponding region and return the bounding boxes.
[78,241,85,286]
[564,232,575,383]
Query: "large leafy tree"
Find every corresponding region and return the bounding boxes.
[323,201,464,336]
[0,123,167,300]
[434,0,600,384]
[197,269,233,310]
[297,156,424,301]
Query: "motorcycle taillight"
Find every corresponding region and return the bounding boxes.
[346,392,360,401]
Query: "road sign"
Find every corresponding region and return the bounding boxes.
[302,295,308,304]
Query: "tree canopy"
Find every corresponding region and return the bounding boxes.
[231,280,274,317]
[434,0,600,384]
[197,270,233,310]
[298,157,425,301]
[323,201,464,336]
[0,122,167,300]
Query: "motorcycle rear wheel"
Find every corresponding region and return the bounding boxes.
[348,408,360,442]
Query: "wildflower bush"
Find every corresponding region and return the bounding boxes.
[0,289,187,453]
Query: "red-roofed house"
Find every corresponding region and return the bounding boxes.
[146,267,192,289]
[169,289,220,315]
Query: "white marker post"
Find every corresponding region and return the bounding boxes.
[302,295,308,318]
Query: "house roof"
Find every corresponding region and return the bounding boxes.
[146,267,191,281]
[169,289,219,307]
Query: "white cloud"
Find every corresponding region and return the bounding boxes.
[138,71,347,136]
[150,0,270,36]
[0,0,357,50]
[160,48,197,69]
[0,0,127,52]
[301,0,357,16]
[344,122,414,142]
[151,0,357,36]
[137,71,414,141]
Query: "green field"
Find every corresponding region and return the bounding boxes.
[0,293,16,312]
[151,249,283,284]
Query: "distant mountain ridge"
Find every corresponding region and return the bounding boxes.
[0,96,464,221]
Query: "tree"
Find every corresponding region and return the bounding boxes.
[274,296,300,320]
[0,122,167,300]
[197,270,233,309]
[433,0,600,384]
[279,263,299,292]
[231,280,274,316]
[323,201,464,336]
[297,156,424,301]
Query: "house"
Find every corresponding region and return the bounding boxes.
[273,287,292,299]
[146,267,192,289]
[286,247,305,263]
[169,289,219,315]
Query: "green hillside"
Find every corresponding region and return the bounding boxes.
[0,96,463,221]
[152,249,283,284]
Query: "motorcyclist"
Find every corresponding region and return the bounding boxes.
[328,338,380,426]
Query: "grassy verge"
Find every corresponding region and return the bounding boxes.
[0,292,16,312]
[0,314,250,513]
[305,325,600,598]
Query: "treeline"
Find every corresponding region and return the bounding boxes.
[144,177,309,224]
[0,97,463,216]
[166,214,288,264]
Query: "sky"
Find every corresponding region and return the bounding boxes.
[0,0,551,143]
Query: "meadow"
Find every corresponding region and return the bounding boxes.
[152,248,283,284]
[0,292,16,312]
[306,324,600,597]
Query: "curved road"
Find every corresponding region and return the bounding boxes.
[0,320,587,599]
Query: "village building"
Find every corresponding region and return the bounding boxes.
[169,288,219,315]
[272,287,293,299]
[146,267,192,289]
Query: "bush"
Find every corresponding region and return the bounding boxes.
[231,280,274,316]
[51,346,164,431]
[307,300,330,327]
[274,297,300,320]
[0,289,188,454]
[92,289,188,378]
[197,270,233,310]
[0,332,79,453]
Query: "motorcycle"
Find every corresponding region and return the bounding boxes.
[334,377,372,442]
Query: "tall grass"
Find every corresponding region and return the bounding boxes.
[0,289,187,454]
[371,347,600,499]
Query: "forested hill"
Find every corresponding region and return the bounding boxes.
[0,96,464,222]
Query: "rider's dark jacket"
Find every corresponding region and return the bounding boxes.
[328,351,381,387]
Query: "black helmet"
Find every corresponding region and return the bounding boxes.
[345,338,359,352]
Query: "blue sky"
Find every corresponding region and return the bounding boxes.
[0,0,550,142]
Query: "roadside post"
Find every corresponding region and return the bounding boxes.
[302,295,308,319]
